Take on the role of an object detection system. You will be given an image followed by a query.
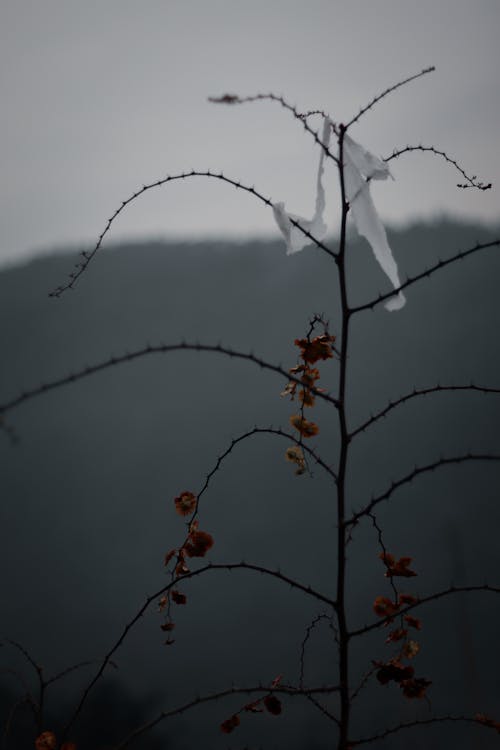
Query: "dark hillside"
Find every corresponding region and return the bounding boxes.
[1,220,499,748]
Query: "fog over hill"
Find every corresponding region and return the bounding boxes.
[1,220,500,749]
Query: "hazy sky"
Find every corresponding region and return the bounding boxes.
[1,0,499,266]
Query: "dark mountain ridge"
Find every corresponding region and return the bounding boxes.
[1,219,499,748]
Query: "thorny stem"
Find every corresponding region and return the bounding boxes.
[49,170,336,297]
[61,562,337,741]
[336,124,351,750]
[0,342,339,422]
[113,683,342,750]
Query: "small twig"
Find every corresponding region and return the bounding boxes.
[349,665,376,704]
[367,512,399,604]
[299,613,339,689]
[306,694,341,729]
[346,66,435,128]
[45,659,116,687]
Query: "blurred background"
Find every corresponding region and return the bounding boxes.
[1,2,500,748]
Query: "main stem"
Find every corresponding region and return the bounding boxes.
[336,125,351,750]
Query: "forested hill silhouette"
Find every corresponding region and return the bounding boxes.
[1,219,499,749]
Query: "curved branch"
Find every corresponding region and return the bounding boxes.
[0,342,339,419]
[63,562,336,740]
[346,66,435,128]
[352,714,484,746]
[350,239,500,314]
[299,613,338,689]
[347,453,500,526]
[114,682,342,750]
[385,145,492,191]
[208,92,339,163]
[194,428,337,521]
[49,170,336,297]
[350,583,500,638]
[350,384,500,439]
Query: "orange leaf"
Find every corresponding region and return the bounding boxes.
[171,590,187,605]
[263,695,282,715]
[379,552,417,577]
[404,615,422,630]
[374,659,414,685]
[174,491,197,517]
[289,414,319,438]
[35,733,57,750]
[475,713,500,733]
[184,529,214,558]
[400,677,431,699]
[399,593,418,606]
[385,628,408,643]
[294,335,336,363]
[164,548,177,566]
[220,714,240,733]
[373,596,399,619]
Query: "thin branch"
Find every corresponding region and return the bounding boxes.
[2,695,34,748]
[350,583,500,638]
[385,145,492,191]
[0,342,339,419]
[45,659,116,687]
[350,239,500,314]
[346,66,435,128]
[63,562,336,740]
[352,714,486,745]
[350,384,500,439]
[49,170,336,297]
[347,453,500,526]
[194,427,337,525]
[367,512,399,605]
[349,665,376,704]
[299,613,338,689]
[0,417,18,445]
[208,92,339,163]
[306,694,341,729]
[113,683,342,750]
[2,640,43,731]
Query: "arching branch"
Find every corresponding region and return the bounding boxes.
[352,714,488,746]
[385,144,491,191]
[350,384,500,439]
[347,453,500,526]
[0,342,339,420]
[49,171,336,297]
[350,239,500,314]
[114,682,342,750]
[193,427,337,526]
[350,583,500,638]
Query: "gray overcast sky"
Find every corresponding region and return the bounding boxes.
[1,0,499,266]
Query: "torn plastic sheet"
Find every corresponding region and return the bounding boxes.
[272,117,332,255]
[343,134,405,311]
